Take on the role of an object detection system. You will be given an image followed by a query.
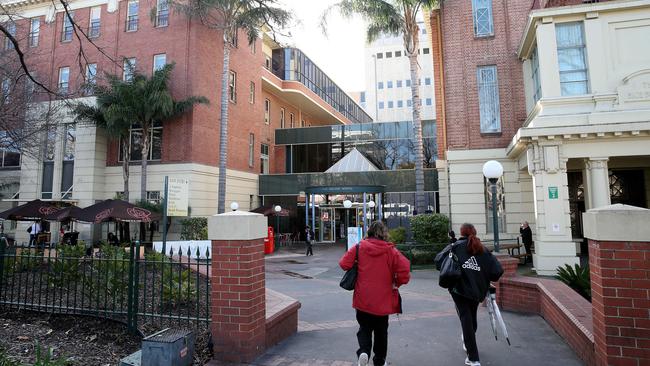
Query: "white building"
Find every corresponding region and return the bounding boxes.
[362,19,436,123]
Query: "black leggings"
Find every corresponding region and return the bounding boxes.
[452,293,480,362]
[356,310,389,366]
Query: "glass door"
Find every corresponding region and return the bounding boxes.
[319,208,335,243]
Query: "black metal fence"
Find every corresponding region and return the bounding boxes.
[0,239,211,334]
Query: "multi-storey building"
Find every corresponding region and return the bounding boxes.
[362,18,436,122]
[0,0,369,243]
[431,0,650,275]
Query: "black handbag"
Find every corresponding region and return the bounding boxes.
[438,244,461,289]
[340,244,359,291]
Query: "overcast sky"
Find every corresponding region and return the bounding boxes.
[277,0,368,93]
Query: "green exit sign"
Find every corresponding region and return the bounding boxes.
[548,186,559,199]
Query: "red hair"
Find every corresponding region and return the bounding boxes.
[460,223,484,256]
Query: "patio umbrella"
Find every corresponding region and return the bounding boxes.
[44,206,83,222]
[251,205,290,217]
[75,199,161,223]
[0,199,63,221]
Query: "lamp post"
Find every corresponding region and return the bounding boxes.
[483,160,504,253]
[274,205,281,242]
[368,200,376,222]
[343,200,352,238]
[230,202,239,211]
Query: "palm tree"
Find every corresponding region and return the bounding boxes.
[322,0,438,214]
[176,0,291,213]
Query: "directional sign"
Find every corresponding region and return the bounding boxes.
[167,178,189,216]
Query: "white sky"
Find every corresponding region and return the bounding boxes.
[277,0,368,93]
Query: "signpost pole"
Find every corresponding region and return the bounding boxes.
[161,176,168,256]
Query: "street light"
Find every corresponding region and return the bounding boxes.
[343,199,352,239]
[230,202,239,211]
[483,160,504,253]
[368,200,376,222]
[274,205,281,243]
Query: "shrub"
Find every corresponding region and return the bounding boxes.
[556,263,591,301]
[180,217,208,240]
[49,244,85,287]
[388,227,406,244]
[85,245,129,308]
[409,214,450,245]
[146,251,196,307]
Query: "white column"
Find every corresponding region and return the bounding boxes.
[586,158,610,209]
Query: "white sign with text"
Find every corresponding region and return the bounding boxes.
[166,178,190,217]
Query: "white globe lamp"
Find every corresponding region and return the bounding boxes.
[482,160,504,182]
[230,202,239,211]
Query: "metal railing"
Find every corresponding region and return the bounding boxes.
[0,239,211,334]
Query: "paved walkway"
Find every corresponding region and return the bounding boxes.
[215,244,584,366]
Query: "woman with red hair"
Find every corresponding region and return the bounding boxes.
[437,223,504,366]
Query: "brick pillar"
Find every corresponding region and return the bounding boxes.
[583,205,650,366]
[209,210,267,363]
[494,253,520,307]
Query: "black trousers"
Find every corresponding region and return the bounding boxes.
[524,241,533,263]
[305,241,313,256]
[452,293,480,362]
[356,310,389,366]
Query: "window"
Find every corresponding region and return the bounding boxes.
[89,7,101,38]
[378,82,384,90]
[123,58,136,81]
[1,79,10,103]
[62,11,74,42]
[29,18,40,47]
[84,63,97,94]
[228,71,236,103]
[156,0,169,27]
[477,65,501,133]
[422,28,427,35]
[472,0,494,37]
[378,101,385,109]
[386,52,392,58]
[360,91,366,103]
[406,79,411,87]
[4,22,15,50]
[530,46,541,103]
[424,77,431,86]
[556,22,588,96]
[0,132,20,167]
[485,177,506,233]
[301,120,305,127]
[407,99,412,107]
[280,108,285,128]
[58,67,70,93]
[120,122,163,161]
[423,48,430,54]
[248,133,254,167]
[63,124,76,161]
[387,81,393,89]
[388,101,394,109]
[264,99,270,124]
[290,113,295,128]
[426,98,432,106]
[126,0,139,31]
[249,81,255,104]
[265,56,272,70]
[376,53,383,59]
[395,51,402,57]
[260,144,269,174]
[396,80,402,88]
[153,53,166,72]
[397,100,403,108]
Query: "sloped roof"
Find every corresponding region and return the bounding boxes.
[325,148,379,173]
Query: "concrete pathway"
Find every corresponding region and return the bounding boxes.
[219,243,584,366]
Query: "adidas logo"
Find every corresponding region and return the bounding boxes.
[462,256,481,271]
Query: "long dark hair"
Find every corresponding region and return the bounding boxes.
[460,223,484,256]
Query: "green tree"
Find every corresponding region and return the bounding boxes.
[322,0,438,214]
[74,63,208,202]
[176,0,291,213]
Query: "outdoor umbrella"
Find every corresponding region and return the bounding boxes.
[0,199,63,221]
[251,205,291,216]
[44,206,83,222]
[75,199,161,224]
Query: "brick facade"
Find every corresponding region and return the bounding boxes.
[589,239,650,366]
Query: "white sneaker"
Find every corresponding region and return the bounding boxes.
[462,334,467,352]
[358,353,369,366]
[465,357,480,366]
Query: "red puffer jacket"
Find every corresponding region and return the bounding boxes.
[339,238,411,316]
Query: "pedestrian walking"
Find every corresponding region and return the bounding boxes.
[339,221,411,366]
[520,221,533,264]
[435,223,504,366]
[303,225,315,256]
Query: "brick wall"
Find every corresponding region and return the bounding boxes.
[432,0,531,152]
[211,238,266,363]
[589,239,650,366]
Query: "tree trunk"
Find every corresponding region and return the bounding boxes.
[121,138,130,201]
[407,29,426,214]
[140,124,150,202]
[217,43,231,214]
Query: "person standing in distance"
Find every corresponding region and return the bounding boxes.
[303,225,315,256]
[436,223,504,366]
[339,221,411,366]
[520,221,533,264]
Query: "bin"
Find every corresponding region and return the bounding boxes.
[141,328,194,366]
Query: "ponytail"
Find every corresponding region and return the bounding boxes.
[460,223,484,256]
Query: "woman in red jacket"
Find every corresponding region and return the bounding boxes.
[339,221,411,366]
